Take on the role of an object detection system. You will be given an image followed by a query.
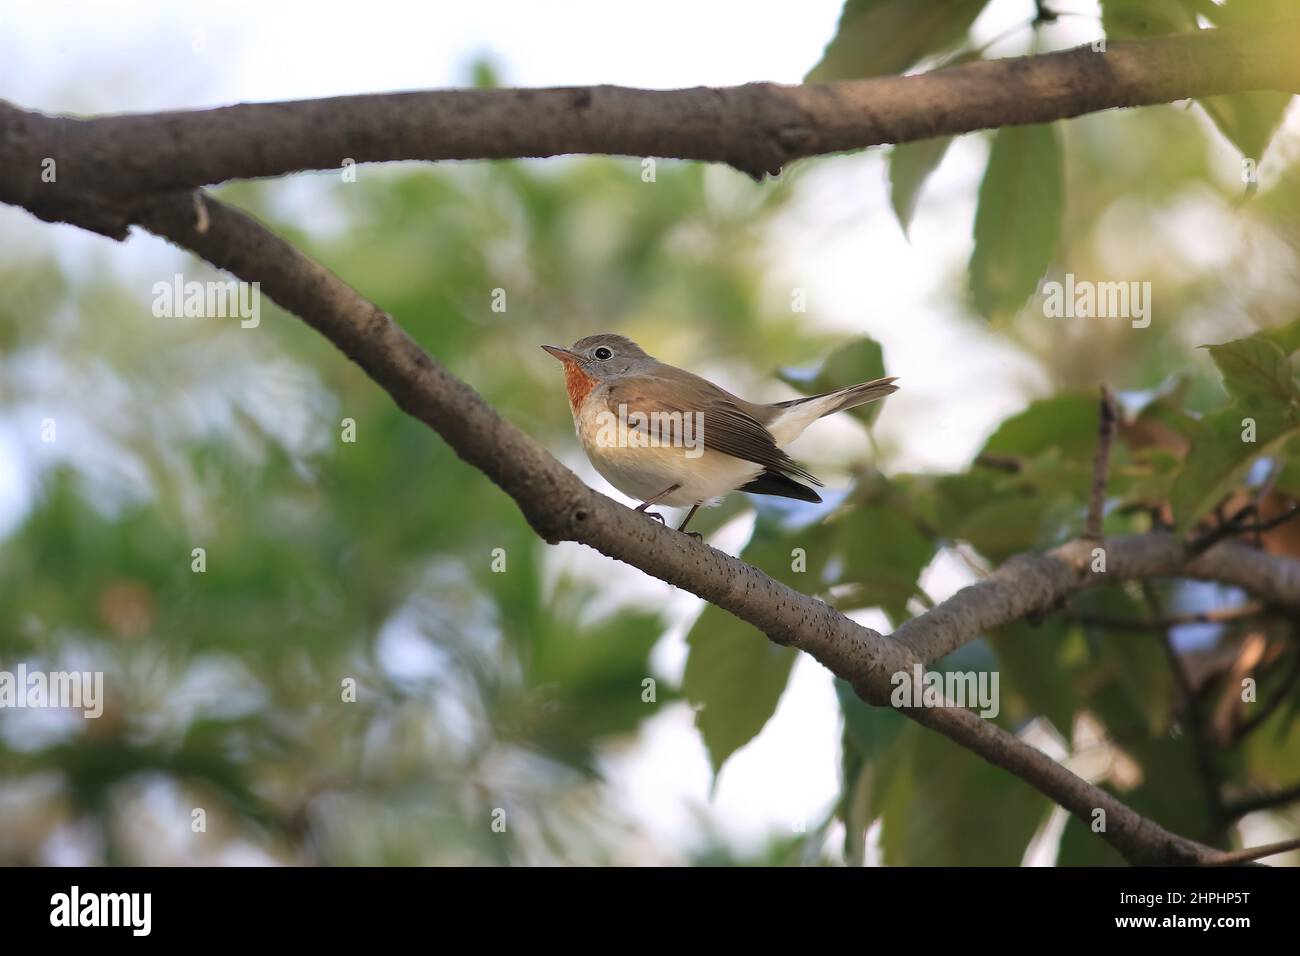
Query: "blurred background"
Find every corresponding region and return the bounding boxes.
[1,0,1298,865]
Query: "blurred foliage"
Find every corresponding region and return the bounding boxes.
[0,155,825,864]
[3,0,1300,866]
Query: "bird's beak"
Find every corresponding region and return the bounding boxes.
[541,345,573,361]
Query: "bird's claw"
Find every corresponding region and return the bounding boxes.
[682,531,703,540]
[645,511,666,524]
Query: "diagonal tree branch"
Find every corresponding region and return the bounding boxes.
[4,20,1300,238]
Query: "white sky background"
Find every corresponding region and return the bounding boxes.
[0,0,1125,861]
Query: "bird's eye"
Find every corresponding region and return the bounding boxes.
[593,347,613,361]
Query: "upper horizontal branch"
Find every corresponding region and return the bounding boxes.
[4,20,1300,238]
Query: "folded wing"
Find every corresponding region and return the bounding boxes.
[605,377,823,490]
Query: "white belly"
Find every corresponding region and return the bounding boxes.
[573,399,763,507]
[584,441,764,507]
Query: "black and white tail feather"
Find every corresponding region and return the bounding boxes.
[743,376,900,504]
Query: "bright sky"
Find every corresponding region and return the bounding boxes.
[1,0,1112,862]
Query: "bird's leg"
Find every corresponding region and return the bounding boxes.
[677,503,702,539]
[634,484,681,524]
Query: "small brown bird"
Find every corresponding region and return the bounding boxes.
[543,334,898,535]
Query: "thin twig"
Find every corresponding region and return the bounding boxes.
[1142,583,1226,833]
[1189,503,1300,556]
[1084,385,1117,541]
[1034,0,1060,24]
[974,453,1024,473]
[1206,835,1300,865]
[1072,603,1265,631]
[1221,783,1300,821]
[1233,633,1300,741]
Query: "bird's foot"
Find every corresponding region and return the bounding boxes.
[681,530,703,540]
[644,511,666,524]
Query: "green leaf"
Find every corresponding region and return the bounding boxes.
[1074,586,1176,734]
[1171,406,1297,531]
[683,604,796,775]
[836,678,907,863]
[1262,317,1300,355]
[1058,718,1211,861]
[902,470,999,536]
[889,137,953,236]
[981,394,1102,464]
[1119,447,1182,508]
[988,618,1081,737]
[1204,335,1300,410]
[836,678,906,765]
[1016,447,1099,498]
[777,335,890,427]
[524,605,670,765]
[839,744,875,865]
[1058,800,1127,866]
[969,124,1065,320]
[834,503,935,620]
[1170,329,1300,529]
[877,723,1051,865]
[807,0,989,82]
[1199,92,1293,163]
[1241,676,1300,784]
[682,507,852,775]
[1196,0,1295,160]
[743,510,838,590]
[952,494,1067,564]
[1100,0,1295,162]
[885,47,982,236]
[1270,434,1300,497]
[1100,0,1195,39]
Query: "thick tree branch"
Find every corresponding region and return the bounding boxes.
[4,21,1300,238]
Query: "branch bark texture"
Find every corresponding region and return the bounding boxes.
[4,20,1300,238]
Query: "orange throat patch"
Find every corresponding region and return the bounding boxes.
[562,359,599,411]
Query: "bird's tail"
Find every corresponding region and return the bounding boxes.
[772,376,899,420]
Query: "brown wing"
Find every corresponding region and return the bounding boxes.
[604,376,822,486]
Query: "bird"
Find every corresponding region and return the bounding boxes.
[542,333,898,536]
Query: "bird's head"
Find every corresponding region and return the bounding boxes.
[542,333,651,378]
[542,333,655,408]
